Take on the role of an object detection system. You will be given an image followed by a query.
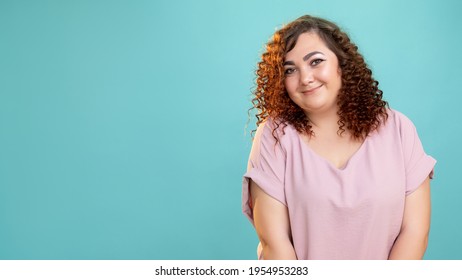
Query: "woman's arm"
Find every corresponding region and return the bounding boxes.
[388,176,431,259]
[250,180,297,260]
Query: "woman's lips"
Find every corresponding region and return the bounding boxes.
[301,84,322,94]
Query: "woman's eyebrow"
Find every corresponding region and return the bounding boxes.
[283,51,324,66]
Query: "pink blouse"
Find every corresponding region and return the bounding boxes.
[242,109,436,259]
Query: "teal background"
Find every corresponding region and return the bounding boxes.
[0,0,460,259]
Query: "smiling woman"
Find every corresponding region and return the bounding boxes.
[283,32,342,120]
[242,15,436,260]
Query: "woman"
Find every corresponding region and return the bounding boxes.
[242,15,436,260]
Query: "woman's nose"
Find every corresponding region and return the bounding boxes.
[300,68,314,85]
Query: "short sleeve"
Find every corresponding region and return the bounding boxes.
[397,112,437,195]
[242,120,287,224]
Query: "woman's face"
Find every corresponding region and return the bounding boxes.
[283,32,342,117]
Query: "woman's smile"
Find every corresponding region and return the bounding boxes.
[301,84,323,95]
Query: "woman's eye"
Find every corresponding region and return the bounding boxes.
[311,58,324,66]
[284,68,295,75]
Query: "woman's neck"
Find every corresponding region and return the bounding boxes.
[306,110,342,137]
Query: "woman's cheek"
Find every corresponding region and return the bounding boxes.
[284,77,297,95]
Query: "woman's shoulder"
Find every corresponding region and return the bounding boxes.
[384,108,416,130]
[253,118,297,148]
[256,118,296,136]
[374,108,420,142]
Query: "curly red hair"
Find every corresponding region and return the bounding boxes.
[251,15,388,141]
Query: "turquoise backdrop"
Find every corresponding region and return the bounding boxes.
[1,0,460,259]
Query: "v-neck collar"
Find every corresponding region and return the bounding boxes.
[296,132,369,172]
